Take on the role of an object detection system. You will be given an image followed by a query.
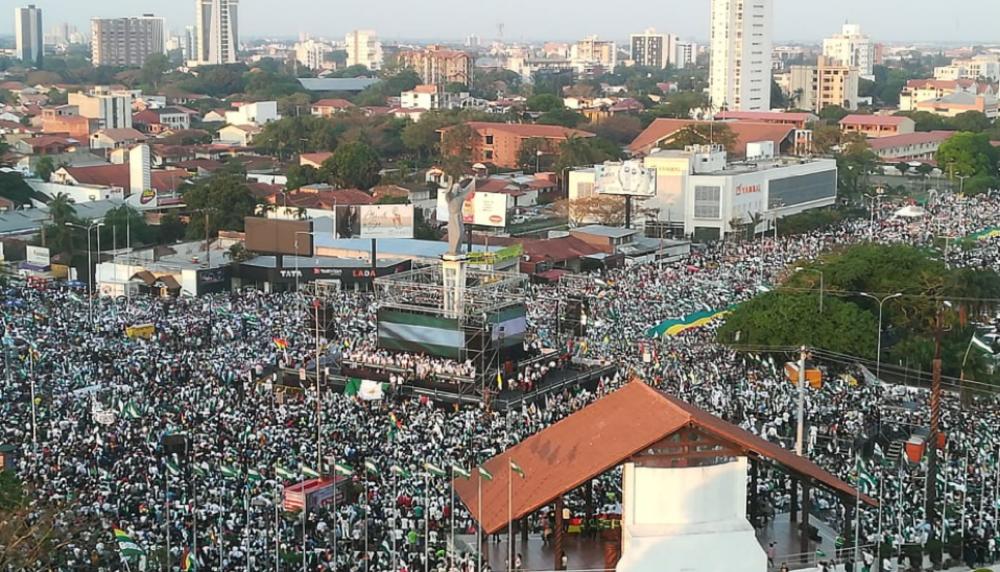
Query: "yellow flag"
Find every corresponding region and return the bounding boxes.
[496,371,503,389]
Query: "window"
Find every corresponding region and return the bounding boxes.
[694,185,722,219]
[484,135,494,145]
[484,150,494,160]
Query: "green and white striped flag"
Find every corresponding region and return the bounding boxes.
[478,466,494,481]
[113,527,146,558]
[855,457,876,493]
[165,458,181,477]
[452,465,471,479]
[510,460,526,479]
[972,334,995,354]
[334,462,354,476]
[389,464,410,478]
[275,465,296,480]
[364,460,380,476]
[220,464,240,479]
[192,462,208,478]
[301,464,320,479]
[125,401,142,420]
[424,462,446,477]
[247,469,263,483]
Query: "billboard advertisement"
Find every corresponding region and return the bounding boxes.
[355,204,414,239]
[595,160,657,197]
[25,245,50,268]
[435,191,507,228]
[244,217,314,256]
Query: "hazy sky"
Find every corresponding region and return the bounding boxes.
[2,0,997,44]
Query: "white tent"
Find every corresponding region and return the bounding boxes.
[893,205,927,218]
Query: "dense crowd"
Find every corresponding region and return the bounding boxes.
[4,191,1000,571]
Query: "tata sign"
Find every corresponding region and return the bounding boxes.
[735,184,762,196]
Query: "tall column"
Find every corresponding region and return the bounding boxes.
[800,483,812,563]
[790,477,798,523]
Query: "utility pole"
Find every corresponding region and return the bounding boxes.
[315,299,323,472]
[926,305,944,527]
[795,346,807,457]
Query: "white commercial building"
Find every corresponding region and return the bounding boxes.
[709,0,773,111]
[822,23,876,80]
[934,54,1000,82]
[295,39,332,70]
[345,29,382,71]
[68,87,133,130]
[15,4,43,66]
[194,0,239,65]
[570,145,837,240]
[630,29,677,69]
[674,41,698,70]
[225,101,279,126]
[91,15,166,67]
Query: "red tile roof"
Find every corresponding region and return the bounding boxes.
[299,152,333,166]
[866,130,954,151]
[628,119,794,157]
[93,128,147,142]
[313,98,354,109]
[463,121,595,140]
[62,164,189,192]
[715,111,816,123]
[271,188,374,208]
[839,114,912,127]
[454,381,875,534]
[904,79,975,91]
[411,85,439,94]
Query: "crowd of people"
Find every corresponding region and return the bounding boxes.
[4,190,1000,571]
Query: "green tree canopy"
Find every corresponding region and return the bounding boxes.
[183,173,259,237]
[324,141,382,190]
[936,132,999,179]
[526,93,565,112]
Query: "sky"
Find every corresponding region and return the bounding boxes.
[1,0,997,44]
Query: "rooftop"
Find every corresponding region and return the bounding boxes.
[454,381,876,535]
[839,115,913,127]
[297,77,381,92]
[629,119,795,158]
[572,224,638,239]
[61,164,188,192]
[866,130,954,151]
[462,121,595,140]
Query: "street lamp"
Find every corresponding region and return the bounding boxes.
[794,267,824,313]
[863,187,884,242]
[957,174,970,196]
[65,220,105,327]
[859,292,903,378]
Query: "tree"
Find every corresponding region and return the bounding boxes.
[253,116,338,159]
[517,138,550,172]
[525,93,564,112]
[159,211,186,243]
[554,135,621,176]
[0,472,94,569]
[811,124,842,154]
[99,205,152,247]
[717,292,879,358]
[659,123,738,154]
[561,196,626,226]
[35,156,56,182]
[140,53,171,89]
[586,115,644,145]
[936,132,999,179]
[402,115,450,163]
[818,105,850,123]
[949,110,992,133]
[896,162,911,176]
[183,173,259,237]
[325,141,381,190]
[439,124,475,178]
[537,108,586,128]
[285,164,321,191]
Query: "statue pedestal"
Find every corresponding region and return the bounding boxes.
[441,254,467,319]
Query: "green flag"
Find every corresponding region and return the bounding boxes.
[247,469,263,483]
[301,464,320,479]
[510,460,526,479]
[424,462,446,477]
[113,527,146,558]
[478,466,494,481]
[275,465,296,480]
[165,458,181,477]
[390,464,410,478]
[334,462,354,476]
[220,464,240,479]
[192,463,208,478]
[364,460,380,476]
[452,465,471,479]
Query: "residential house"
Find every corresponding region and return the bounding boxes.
[628,119,798,158]
[299,152,333,168]
[442,121,595,169]
[839,115,915,138]
[914,92,999,119]
[132,107,192,134]
[225,101,280,127]
[217,124,262,147]
[310,98,354,117]
[866,131,954,162]
[14,135,82,155]
[899,79,986,112]
[90,128,147,151]
[714,111,817,130]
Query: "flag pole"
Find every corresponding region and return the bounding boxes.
[876,460,884,564]
[960,450,968,547]
[450,467,456,571]
[853,453,861,565]
[507,460,513,572]
[302,502,307,572]
[994,445,1000,531]
[364,470,369,572]
[275,484,280,572]
[941,448,949,543]
[165,469,171,572]
[217,485,223,571]
[332,454,337,570]
[424,471,430,572]
[477,474,482,572]
[392,471,398,572]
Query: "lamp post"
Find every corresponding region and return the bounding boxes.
[794,267,824,313]
[859,292,902,378]
[863,187,884,242]
[957,174,969,196]
[65,220,105,327]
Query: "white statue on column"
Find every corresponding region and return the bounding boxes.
[445,176,476,256]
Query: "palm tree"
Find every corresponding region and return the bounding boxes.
[747,212,764,241]
[47,192,76,225]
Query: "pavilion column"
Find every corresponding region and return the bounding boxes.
[800,482,812,563]
[554,495,565,570]
[521,516,529,542]
[840,499,853,563]
[789,477,798,523]
[585,480,595,538]
[749,459,759,526]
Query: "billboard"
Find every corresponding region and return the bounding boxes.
[595,160,657,197]
[244,217,314,256]
[25,245,50,268]
[436,191,507,228]
[356,204,414,239]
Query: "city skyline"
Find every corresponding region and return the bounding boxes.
[0,0,997,44]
